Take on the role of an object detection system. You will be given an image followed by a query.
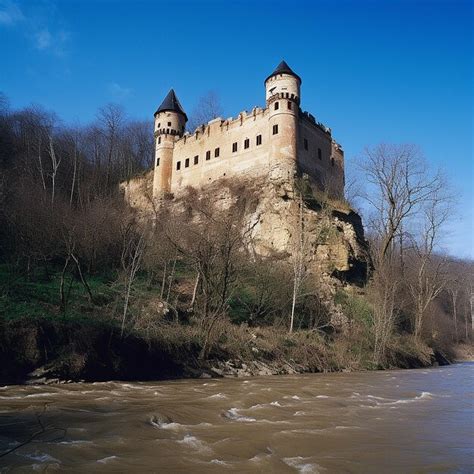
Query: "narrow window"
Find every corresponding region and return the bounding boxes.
[157,123,161,128]
[232,142,238,153]
[158,136,161,144]
[244,138,250,149]
[206,150,211,160]
[272,124,278,135]
[185,158,190,168]
[168,121,171,126]
[304,138,308,151]
[166,128,170,134]
[215,147,220,157]
[287,101,292,110]
[176,161,181,170]
[274,102,279,110]
[318,148,322,160]
[194,155,199,165]
[256,134,262,146]
[331,157,335,167]
[156,158,160,167]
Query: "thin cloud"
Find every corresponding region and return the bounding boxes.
[34,28,52,49]
[0,0,24,26]
[108,82,132,99]
[1,0,71,57]
[33,27,70,56]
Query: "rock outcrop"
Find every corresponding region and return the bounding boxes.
[121,171,369,326]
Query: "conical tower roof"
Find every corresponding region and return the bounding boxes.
[154,89,187,120]
[265,60,301,84]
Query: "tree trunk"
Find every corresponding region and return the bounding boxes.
[191,271,200,309]
[59,255,71,312]
[71,253,93,304]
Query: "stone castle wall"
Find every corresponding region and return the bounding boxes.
[166,107,272,190]
[297,116,344,196]
[153,110,344,197]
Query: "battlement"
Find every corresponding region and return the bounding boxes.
[300,110,331,136]
[179,106,268,147]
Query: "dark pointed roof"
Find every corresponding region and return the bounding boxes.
[154,89,187,121]
[265,60,301,84]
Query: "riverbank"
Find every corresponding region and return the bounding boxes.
[452,343,474,362]
[0,265,462,385]
[0,312,453,385]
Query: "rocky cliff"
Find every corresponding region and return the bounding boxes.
[121,171,369,325]
[123,171,368,275]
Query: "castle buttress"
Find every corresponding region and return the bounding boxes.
[152,61,344,199]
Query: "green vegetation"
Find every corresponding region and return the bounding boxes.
[0,97,471,384]
[0,262,447,383]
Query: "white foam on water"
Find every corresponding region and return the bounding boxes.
[120,383,146,390]
[224,408,256,422]
[365,391,434,409]
[284,395,301,400]
[249,401,282,410]
[367,395,392,401]
[58,440,93,446]
[280,425,361,436]
[316,395,329,399]
[294,411,307,416]
[177,435,212,454]
[249,452,272,463]
[97,455,119,464]
[283,456,324,473]
[210,459,230,466]
[208,392,227,399]
[0,392,56,399]
[384,391,433,405]
[150,417,182,430]
[257,419,291,425]
[24,452,60,463]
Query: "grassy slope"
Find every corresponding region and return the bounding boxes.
[0,265,437,384]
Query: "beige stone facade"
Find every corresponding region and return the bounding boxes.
[152,61,344,199]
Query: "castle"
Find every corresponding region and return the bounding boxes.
[152,61,345,199]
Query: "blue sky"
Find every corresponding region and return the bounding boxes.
[1,0,472,258]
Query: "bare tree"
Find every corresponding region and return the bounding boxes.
[187,91,223,132]
[119,222,148,337]
[164,184,256,358]
[97,103,125,189]
[289,178,334,332]
[359,144,452,360]
[405,186,452,338]
[290,190,307,333]
[360,144,443,262]
[48,134,61,206]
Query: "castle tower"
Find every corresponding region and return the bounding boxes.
[153,89,187,198]
[265,61,301,178]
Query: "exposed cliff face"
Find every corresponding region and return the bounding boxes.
[121,171,369,293]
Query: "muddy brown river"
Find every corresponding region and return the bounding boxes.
[0,363,472,472]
